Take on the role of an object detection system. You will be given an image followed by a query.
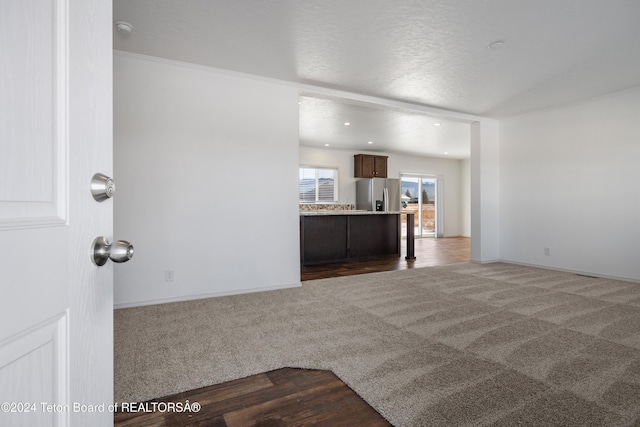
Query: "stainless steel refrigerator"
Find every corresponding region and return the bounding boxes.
[355,178,401,211]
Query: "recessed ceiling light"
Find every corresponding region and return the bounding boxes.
[444,152,449,155]
[324,144,330,147]
[487,40,505,50]
[434,123,441,126]
[344,122,350,126]
[367,141,373,144]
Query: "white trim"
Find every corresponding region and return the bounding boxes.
[55,0,69,227]
[436,177,444,238]
[0,216,67,230]
[469,259,502,265]
[476,259,640,284]
[114,282,302,309]
[59,309,69,427]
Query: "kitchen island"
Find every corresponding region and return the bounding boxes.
[300,211,415,266]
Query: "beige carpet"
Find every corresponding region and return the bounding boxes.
[115,262,640,426]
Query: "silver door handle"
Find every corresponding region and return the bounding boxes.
[92,236,134,266]
[91,173,116,202]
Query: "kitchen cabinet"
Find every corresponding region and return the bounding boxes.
[299,213,400,265]
[299,215,348,264]
[354,154,388,178]
[348,214,399,258]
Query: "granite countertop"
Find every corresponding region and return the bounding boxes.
[300,210,407,216]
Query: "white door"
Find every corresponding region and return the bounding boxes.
[0,0,113,426]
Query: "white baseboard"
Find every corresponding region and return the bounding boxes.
[493,259,640,284]
[114,282,302,309]
[470,258,502,264]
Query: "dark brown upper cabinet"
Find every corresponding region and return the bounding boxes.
[354,154,388,178]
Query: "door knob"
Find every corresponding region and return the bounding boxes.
[91,236,134,266]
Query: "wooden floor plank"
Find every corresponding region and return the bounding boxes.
[301,236,470,281]
[222,372,389,427]
[163,381,302,426]
[114,369,391,427]
[266,367,336,389]
[166,373,275,407]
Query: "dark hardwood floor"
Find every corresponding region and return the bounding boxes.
[115,238,468,426]
[114,368,391,427]
[301,236,470,281]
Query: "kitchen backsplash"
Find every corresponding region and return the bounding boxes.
[299,203,355,211]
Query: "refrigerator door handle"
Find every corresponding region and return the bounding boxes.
[383,188,389,211]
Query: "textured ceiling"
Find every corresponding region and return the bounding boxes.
[299,95,470,158]
[113,0,640,158]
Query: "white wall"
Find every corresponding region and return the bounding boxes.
[113,53,301,307]
[499,88,640,281]
[299,145,468,237]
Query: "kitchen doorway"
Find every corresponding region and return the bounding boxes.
[401,174,442,238]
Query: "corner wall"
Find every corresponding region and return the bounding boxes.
[470,120,500,262]
[113,53,301,307]
[460,158,471,237]
[499,88,640,281]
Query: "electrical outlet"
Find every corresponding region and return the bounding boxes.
[165,270,174,282]
[544,247,551,256]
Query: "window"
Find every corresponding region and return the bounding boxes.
[299,167,338,202]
